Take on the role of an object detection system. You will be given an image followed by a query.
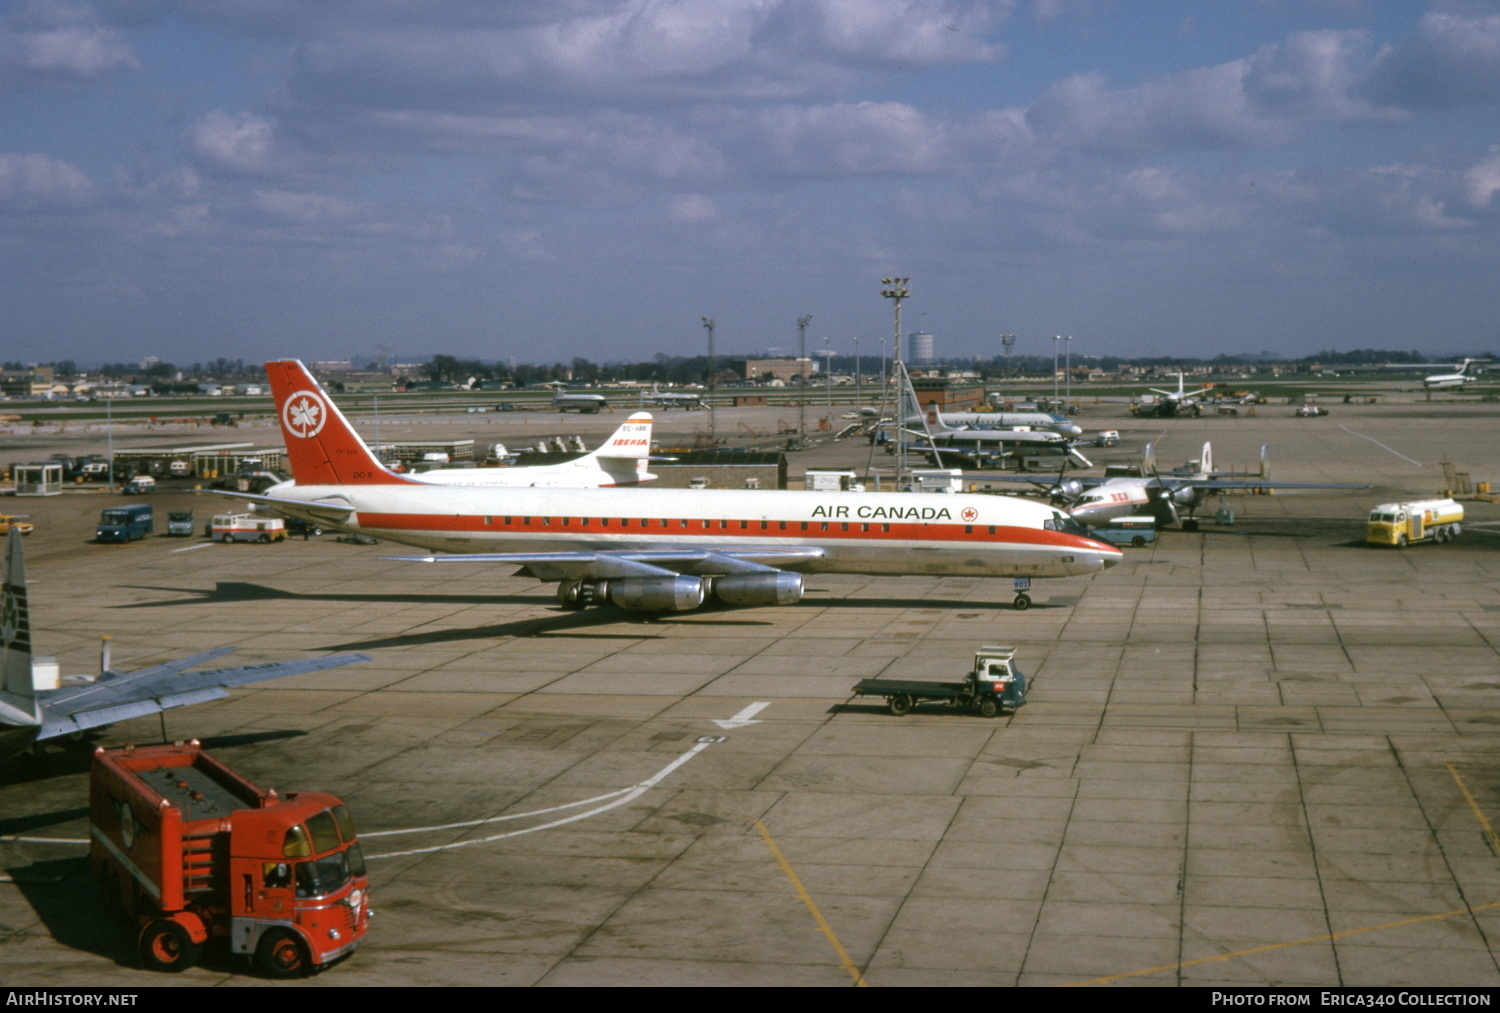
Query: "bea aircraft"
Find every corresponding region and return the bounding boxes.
[240,360,1121,612]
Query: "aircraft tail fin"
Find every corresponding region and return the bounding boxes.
[0,529,40,728]
[1201,442,1213,476]
[265,360,414,486]
[585,412,656,484]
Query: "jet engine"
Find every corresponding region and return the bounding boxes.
[708,572,803,606]
[602,576,706,612]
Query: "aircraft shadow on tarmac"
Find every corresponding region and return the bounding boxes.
[0,729,307,786]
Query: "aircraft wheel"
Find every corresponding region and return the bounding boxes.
[977,697,1000,719]
[1013,593,1032,611]
[556,581,587,610]
[888,694,913,717]
[256,928,309,979]
[139,919,201,973]
[1131,536,1146,547]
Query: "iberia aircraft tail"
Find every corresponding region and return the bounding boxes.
[266,359,416,487]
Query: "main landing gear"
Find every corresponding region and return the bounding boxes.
[1012,578,1032,611]
[1013,593,1032,611]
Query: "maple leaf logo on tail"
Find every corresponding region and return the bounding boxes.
[283,391,326,439]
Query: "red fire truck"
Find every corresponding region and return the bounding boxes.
[90,741,371,977]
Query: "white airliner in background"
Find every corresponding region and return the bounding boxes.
[1423,359,1486,389]
[233,360,1122,611]
[415,413,656,488]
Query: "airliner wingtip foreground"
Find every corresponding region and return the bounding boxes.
[0,527,369,758]
[256,359,1120,612]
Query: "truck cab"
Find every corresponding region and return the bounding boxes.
[97,504,153,542]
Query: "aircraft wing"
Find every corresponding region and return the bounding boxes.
[388,547,828,581]
[36,650,369,741]
[208,490,356,519]
[1170,479,1371,492]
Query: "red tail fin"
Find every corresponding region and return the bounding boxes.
[265,360,412,486]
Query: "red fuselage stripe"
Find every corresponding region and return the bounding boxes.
[354,512,1110,550]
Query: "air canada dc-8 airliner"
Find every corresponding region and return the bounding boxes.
[232,360,1121,612]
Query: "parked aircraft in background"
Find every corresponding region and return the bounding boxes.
[543,383,608,413]
[909,403,1083,438]
[415,413,656,488]
[0,529,367,758]
[1422,359,1487,389]
[642,388,708,410]
[985,442,1368,530]
[1130,373,1216,418]
[233,360,1122,611]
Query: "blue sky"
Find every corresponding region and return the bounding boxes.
[3,1,1498,366]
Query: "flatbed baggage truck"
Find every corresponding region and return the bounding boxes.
[852,645,1027,718]
[90,741,371,977]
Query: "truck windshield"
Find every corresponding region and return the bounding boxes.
[295,851,352,899]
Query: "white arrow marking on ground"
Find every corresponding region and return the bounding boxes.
[714,701,769,729]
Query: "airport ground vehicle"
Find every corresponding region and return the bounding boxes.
[123,476,156,495]
[1295,405,1330,417]
[851,645,1027,718]
[1090,515,1158,548]
[1366,499,1464,547]
[166,511,195,537]
[1094,430,1120,447]
[0,514,32,536]
[90,741,370,977]
[97,504,153,542]
[210,513,286,543]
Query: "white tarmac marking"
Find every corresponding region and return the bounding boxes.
[714,701,769,729]
[365,739,715,860]
[170,542,215,553]
[1338,425,1424,466]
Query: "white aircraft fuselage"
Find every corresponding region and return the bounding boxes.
[270,481,1118,579]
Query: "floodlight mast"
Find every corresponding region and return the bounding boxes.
[797,314,812,437]
[880,277,910,487]
[701,316,715,440]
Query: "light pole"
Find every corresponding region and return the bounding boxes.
[822,336,833,416]
[1000,334,1016,405]
[880,277,910,485]
[701,316,716,440]
[1052,335,1062,403]
[1063,335,1073,408]
[852,336,860,402]
[797,314,812,437]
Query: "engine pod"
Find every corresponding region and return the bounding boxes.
[711,572,804,606]
[605,576,706,612]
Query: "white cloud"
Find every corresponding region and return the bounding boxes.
[1365,10,1500,109]
[187,110,278,174]
[667,193,719,224]
[0,151,94,204]
[1465,149,1500,209]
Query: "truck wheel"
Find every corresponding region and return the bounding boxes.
[140,919,201,973]
[1013,593,1032,611]
[1397,534,1408,548]
[888,694,913,716]
[1131,536,1146,547]
[978,697,1000,719]
[258,533,271,543]
[220,533,232,543]
[256,928,310,979]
